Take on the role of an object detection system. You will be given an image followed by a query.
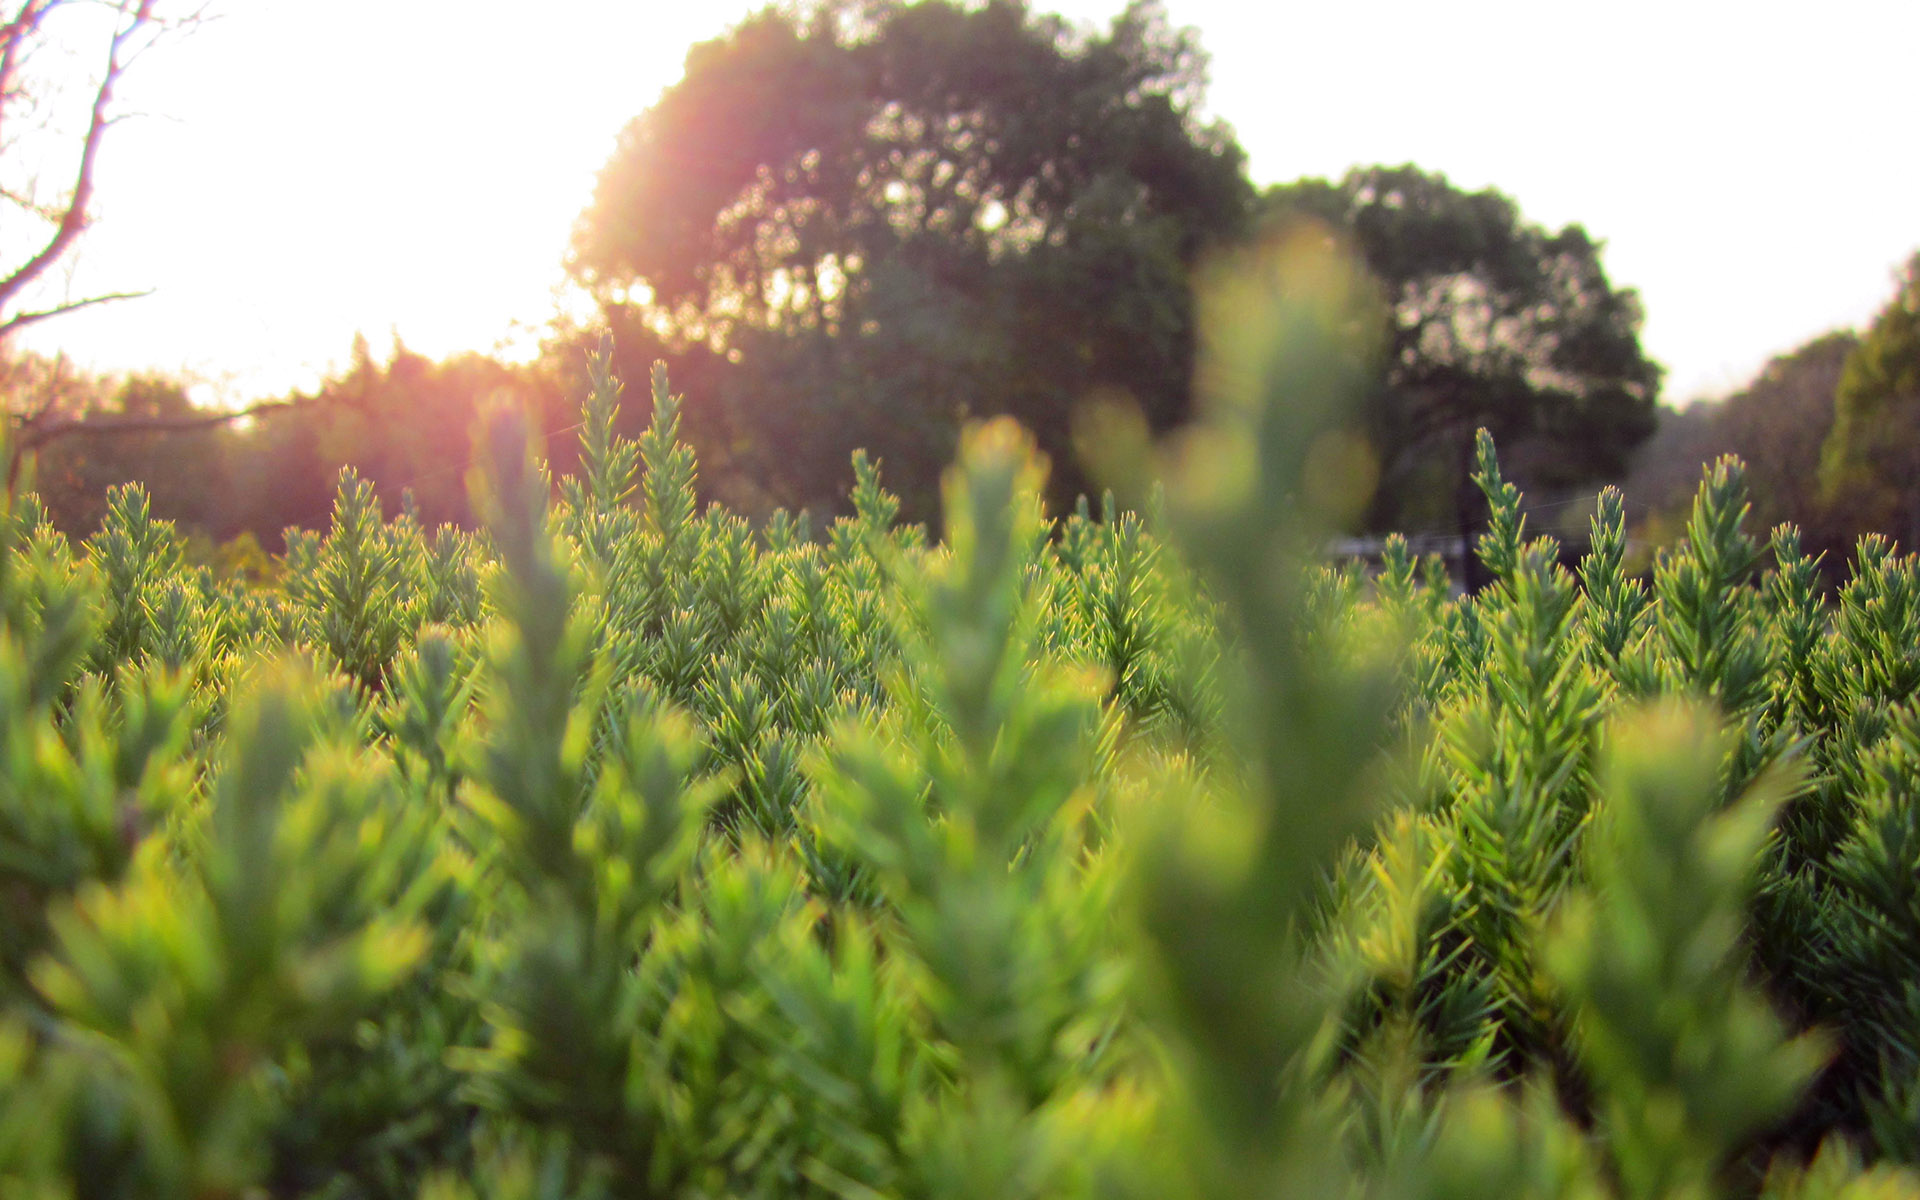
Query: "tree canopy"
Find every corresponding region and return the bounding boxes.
[1261,166,1660,561]
[1821,251,1920,546]
[571,0,1252,518]
[1629,330,1856,565]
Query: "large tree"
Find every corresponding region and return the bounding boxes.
[571,0,1251,518]
[1262,166,1660,575]
[1820,251,1920,548]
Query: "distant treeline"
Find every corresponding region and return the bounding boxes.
[2,0,1914,576]
[12,237,1913,586]
[1627,249,1920,575]
[5,339,582,561]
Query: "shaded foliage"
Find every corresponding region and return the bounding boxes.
[1630,331,1858,572]
[1822,252,1920,547]
[1261,165,1661,577]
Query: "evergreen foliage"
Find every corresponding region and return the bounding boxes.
[1823,252,1920,549]
[6,244,1920,1198]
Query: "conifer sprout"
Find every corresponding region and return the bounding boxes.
[1545,703,1825,1200]
[1117,226,1408,1197]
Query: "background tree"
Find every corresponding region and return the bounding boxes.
[571,0,1252,519]
[198,336,574,547]
[0,0,250,470]
[0,0,187,338]
[1629,331,1857,568]
[1820,251,1920,548]
[32,368,227,534]
[9,336,574,554]
[299,334,573,530]
[1261,166,1660,581]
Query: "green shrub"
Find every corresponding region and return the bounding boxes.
[4,236,1920,1198]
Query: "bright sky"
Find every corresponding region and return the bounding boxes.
[14,0,1918,408]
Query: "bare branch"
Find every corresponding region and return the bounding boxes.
[0,285,146,335]
[0,0,158,320]
[12,394,313,453]
[0,179,65,220]
[0,2,57,151]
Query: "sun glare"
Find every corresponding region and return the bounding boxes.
[7,0,1919,408]
[15,1,732,403]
